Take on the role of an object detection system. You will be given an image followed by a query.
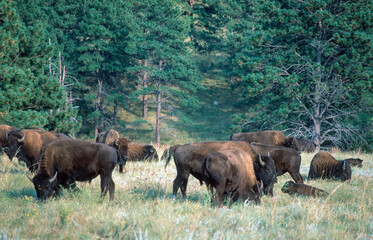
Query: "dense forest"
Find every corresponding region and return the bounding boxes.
[0,0,372,151]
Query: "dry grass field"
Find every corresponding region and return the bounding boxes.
[0,149,372,239]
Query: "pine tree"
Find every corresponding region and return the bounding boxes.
[231,0,373,151]
[0,0,81,134]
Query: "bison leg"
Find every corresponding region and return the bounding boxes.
[108,178,115,201]
[100,175,111,201]
[215,184,225,208]
[172,173,189,198]
[289,171,304,184]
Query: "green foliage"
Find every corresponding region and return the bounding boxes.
[0,0,80,134]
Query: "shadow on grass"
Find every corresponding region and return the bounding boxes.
[3,187,36,199]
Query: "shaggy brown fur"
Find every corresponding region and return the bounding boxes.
[96,129,120,145]
[308,151,351,181]
[281,181,328,197]
[230,131,298,151]
[168,141,277,198]
[250,143,304,183]
[4,129,70,172]
[201,149,262,207]
[30,139,125,201]
[127,142,158,162]
[0,124,18,153]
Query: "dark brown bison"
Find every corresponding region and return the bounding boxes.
[127,142,159,162]
[201,148,263,207]
[230,130,299,151]
[162,144,181,162]
[344,158,363,168]
[250,143,304,183]
[308,151,352,181]
[295,138,316,153]
[3,129,70,171]
[96,129,120,145]
[28,139,127,201]
[167,141,277,198]
[281,181,328,197]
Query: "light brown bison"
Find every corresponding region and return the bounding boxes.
[250,143,304,183]
[127,142,159,162]
[201,148,263,207]
[230,130,299,151]
[344,158,363,168]
[281,181,328,197]
[167,141,277,198]
[0,124,18,152]
[3,129,70,172]
[161,144,181,162]
[308,151,352,181]
[28,139,127,201]
[96,129,120,145]
[295,138,316,153]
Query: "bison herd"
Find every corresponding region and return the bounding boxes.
[0,125,364,207]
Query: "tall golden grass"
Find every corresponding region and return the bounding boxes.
[0,151,371,239]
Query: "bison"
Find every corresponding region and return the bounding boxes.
[250,143,304,183]
[3,129,70,172]
[96,130,158,162]
[295,138,316,153]
[167,141,277,198]
[308,151,352,181]
[28,139,127,201]
[230,130,299,151]
[0,124,18,153]
[344,158,363,168]
[281,181,328,197]
[201,148,263,207]
[161,144,181,162]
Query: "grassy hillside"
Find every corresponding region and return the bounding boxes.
[0,151,372,239]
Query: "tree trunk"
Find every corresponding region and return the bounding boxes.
[143,59,148,119]
[95,77,104,139]
[113,99,118,125]
[155,89,161,148]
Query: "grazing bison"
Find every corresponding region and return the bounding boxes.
[295,138,316,153]
[230,130,299,151]
[162,144,181,162]
[3,129,70,171]
[201,149,263,207]
[96,129,120,145]
[167,141,277,198]
[0,124,18,153]
[28,139,127,201]
[308,151,352,181]
[344,158,363,168]
[281,181,328,197]
[127,142,159,162]
[250,143,304,183]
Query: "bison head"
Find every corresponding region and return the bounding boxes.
[114,137,131,161]
[143,145,159,161]
[284,137,299,151]
[336,160,352,181]
[281,181,295,194]
[28,172,58,201]
[3,132,26,160]
[254,155,277,196]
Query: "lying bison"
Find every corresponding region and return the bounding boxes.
[201,148,263,207]
[344,158,363,168]
[3,129,70,171]
[295,138,316,153]
[28,139,127,201]
[308,151,351,181]
[250,143,304,183]
[167,141,277,198]
[230,130,299,151]
[281,181,328,197]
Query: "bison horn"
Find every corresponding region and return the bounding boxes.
[6,133,8,141]
[49,172,58,183]
[27,174,33,182]
[18,133,26,143]
[259,155,265,166]
[342,160,346,170]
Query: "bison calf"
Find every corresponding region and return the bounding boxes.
[308,151,351,181]
[281,181,328,197]
[28,139,127,201]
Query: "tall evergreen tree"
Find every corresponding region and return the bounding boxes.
[0,0,81,134]
[231,0,373,151]
[126,0,202,147]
